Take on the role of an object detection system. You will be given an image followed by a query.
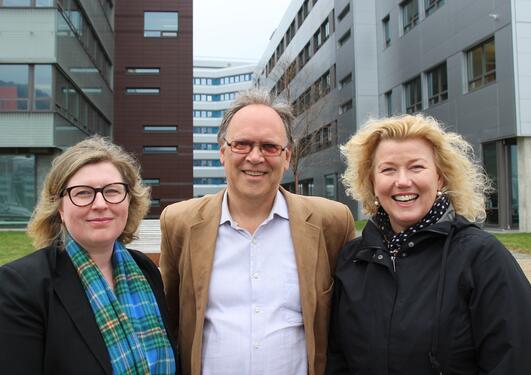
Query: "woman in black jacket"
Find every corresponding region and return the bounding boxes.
[326,114,531,374]
[0,137,179,375]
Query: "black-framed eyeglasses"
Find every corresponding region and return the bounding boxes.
[60,183,129,207]
[223,137,288,157]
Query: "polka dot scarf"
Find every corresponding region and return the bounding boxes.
[373,193,450,256]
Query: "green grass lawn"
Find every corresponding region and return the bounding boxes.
[354,220,531,256]
[0,231,34,265]
[1,227,531,266]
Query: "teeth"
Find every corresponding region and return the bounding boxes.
[244,171,265,176]
[394,194,418,202]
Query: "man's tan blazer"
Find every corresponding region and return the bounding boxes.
[159,187,355,375]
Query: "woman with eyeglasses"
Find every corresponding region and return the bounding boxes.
[0,137,179,375]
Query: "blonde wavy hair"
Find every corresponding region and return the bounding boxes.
[27,136,151,249]
[341,114,491,223]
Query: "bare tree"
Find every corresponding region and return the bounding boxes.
[267,57,337,194]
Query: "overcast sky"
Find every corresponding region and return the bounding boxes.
[193,0,292,62]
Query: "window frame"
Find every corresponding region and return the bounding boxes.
[467,37,496,91]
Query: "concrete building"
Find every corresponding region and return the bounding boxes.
[256,0,531,230]
[0,0,114,224]
[193,59,255,197]
[114,0,193,218]
[255,0,378,215]
[375,0,531,230]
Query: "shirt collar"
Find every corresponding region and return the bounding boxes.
[220,189,289,227]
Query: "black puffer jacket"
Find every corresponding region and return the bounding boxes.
[326,214,531,375]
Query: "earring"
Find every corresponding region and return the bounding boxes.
[374,197,380,206]
[437,190,443,197]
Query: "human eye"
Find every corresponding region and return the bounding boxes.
[71,186,93,198]
[103,184,124,197]
[231,140,252,152]
[410,164,426,172]
[261,143,281,155]
[379,166,395,174]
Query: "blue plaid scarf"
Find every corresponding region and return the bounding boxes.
[65,235,176,375]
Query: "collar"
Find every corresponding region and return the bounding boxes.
[220,189,289,227]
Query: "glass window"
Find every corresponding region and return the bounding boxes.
[0,65,29,111]
[144,12,179,37]
[338,29,351,47]
[401,0,419,34]
[193,159,223,167]
[467,38,496,91]
[339,73,352,88]
[143,146,178,153]
[143,178,160,186]
[385,90,392,116]
[126,88,160,95]
[0,155,35,221]
[126,67,160,75]
[324,174,337,200]
[144,125,177,132]
[34,65,52,110]
[483,142,498,225]
[425,0,445,16]
[382,15,391,47]
[427,62,448,106]
[2,0,31,6]
[337,4,350,22]
[405,76,422,113]
[339,100,352,114]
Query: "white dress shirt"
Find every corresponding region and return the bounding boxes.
[201,191,307,375]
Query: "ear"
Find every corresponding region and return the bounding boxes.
[283,147,292,171]
[220,145,226,165]
[437,173,445,191]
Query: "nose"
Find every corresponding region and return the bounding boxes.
[395,169,412,187]
[245,144,265,163]
[91,191,108,208]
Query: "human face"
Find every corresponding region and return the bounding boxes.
[59,161,129,255]
[372,138,443,233]
[220,104,291,204]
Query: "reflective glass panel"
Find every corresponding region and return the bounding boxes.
[34,65,52,110]
[0,65,28,110]
[0,155,35,221]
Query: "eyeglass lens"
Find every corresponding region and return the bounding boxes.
[67,183,128,206]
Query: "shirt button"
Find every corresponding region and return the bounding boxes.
[251,238,257,245]
[252,272,259,279]
[255,306,261,313]
[254,342,260,349]
[408,241,414,248]
[377,254,383,260]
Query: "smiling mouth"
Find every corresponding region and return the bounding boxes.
[392,194,418,202]
[243,170,266,176]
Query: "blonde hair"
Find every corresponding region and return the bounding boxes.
[27,136,151,249]
[341,114,491,222]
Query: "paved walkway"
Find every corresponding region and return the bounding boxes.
[132,220,531,281]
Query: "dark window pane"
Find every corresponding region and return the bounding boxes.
[0,65,28,111]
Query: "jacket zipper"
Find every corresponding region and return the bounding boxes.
[390,249,399,272]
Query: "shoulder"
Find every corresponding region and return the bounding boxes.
[0,246,56,281]
[161,193,221,221]
[285,190,352,219]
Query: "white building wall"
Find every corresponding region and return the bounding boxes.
[193,59,255,197]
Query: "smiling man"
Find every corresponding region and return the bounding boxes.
[160,88,355,375]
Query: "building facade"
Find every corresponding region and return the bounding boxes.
[193,59,254,197]
[375,0,531,230]
[255,0,379,215]
[257,0,531,230]
[0,0,114,224]
[114,0,193,217]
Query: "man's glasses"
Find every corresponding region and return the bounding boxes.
[224,138,288,157]
[60,183,129,207]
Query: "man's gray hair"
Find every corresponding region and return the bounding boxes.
[217,87,294,146]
